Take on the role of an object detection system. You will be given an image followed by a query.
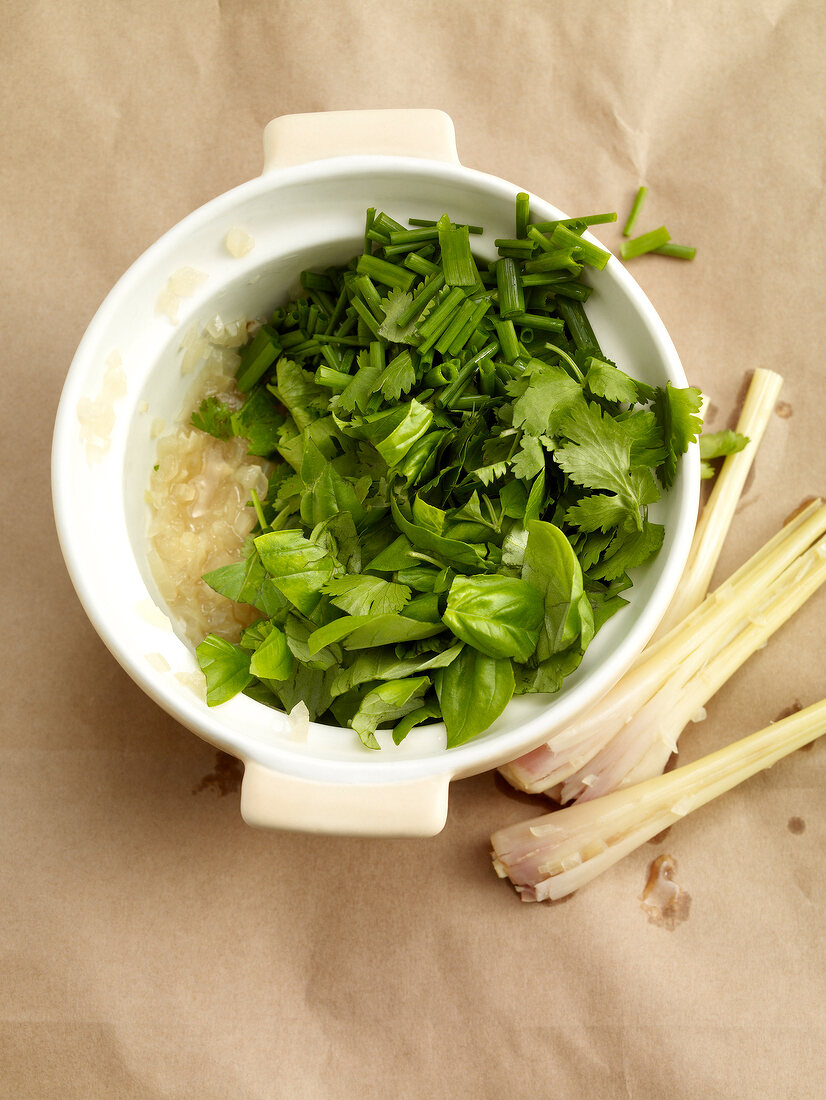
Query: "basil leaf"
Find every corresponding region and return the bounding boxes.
[330,641,463,698]
[442,575,543,661]
[195,635,253,706]
[307,613,444,654]
[435,647,514,747]
[522,520,594,658]
[255,530,337,615]
[392,704,442,745]
[351,676,431,749]
[390,496,486,573]
[365,398,433,467]
[249,625,294,680]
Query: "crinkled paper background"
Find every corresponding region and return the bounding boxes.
[2,1,824,1096]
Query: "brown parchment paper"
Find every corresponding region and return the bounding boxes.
[2,1,825,1097]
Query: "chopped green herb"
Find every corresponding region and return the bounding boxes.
[622,186,648,237]
[653,243,697,261]
[185,205,699,750]
[620,226,671,260]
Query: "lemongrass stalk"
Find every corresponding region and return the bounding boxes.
[492,698,826,901]
[500,500,826,792]
[651,368,783,641]
[564,532,826,801]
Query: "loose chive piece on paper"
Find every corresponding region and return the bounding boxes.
[620,226,671,260]
[653,242,697,260]
[622,186,648,237]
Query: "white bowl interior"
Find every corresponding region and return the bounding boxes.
[54,158,698,784]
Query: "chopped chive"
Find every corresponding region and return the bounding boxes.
[301,270,335,293]
[435,300,478,355]
[515,192,530,239]
[408,218,484,234]
[620,226,671,260]
[382,241,435,257]
[323,286,348,335]
[236,326,280,392]
[354,275,385,320]
[447,299,492,355]
[512,312,565,334]
[396,271,446,328]
[416,287,465,337]
[369,340,385,375]
[494,239,535,260]
[320,343,342,371]
[315,333,363,347]
[532,213,617,232]
[364,207,376,253]
[315,365,351,392]
[550,224,611,270]
[424,359,460,387]
[366,229,390,247]
[373,211,406,236]
[557,298,600,352]
[478,358,496,397]
[493,320,520,363]
[437,214,480,287]
[438,342,498,408]
[336,310,357,337]
[249,488,268,532]
[622,187,648,237]
[523,249,583,276]
[521,272,572,287]
[278,329,304,348]
[653,242,697,260]
[389,227,438,245]
[526,226,558,254]
[304,288,334,317]
[350,296,382,338]
[417,287,468,353]
[494,258,525,319]
[305,303,319,335]
[549,280,592,302]
[356,254,415,292]
[404,252,439,276]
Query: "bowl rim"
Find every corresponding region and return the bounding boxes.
[52,153,699,784]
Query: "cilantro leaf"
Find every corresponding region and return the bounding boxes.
[699,429,750,477]
[377,288,420,344]
[323,574,412,617]
[511,435,547,480]
[191,395,234,439]
[554,401,660,517]
[511,364,585,436]
[584,356,639,404]
[378,349,417,401]
[652,383,703,489]
[589,520,665,580]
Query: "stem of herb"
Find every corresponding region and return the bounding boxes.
[620,226,671,260]
[495,258,525,319]
[653,243,697,260]
[622,187,648,237]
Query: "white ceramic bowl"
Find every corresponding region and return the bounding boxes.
[52,110,699,836]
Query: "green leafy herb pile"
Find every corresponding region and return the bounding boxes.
[190,198,702,749]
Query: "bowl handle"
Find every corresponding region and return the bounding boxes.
[262,108,460,172]
[240,760,451,837]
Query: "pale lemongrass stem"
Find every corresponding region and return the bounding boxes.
[568,533,826,800]
[502,501,826,793]
[493,698,826,900]
[639,497,824,667]
[651,368,783,641]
